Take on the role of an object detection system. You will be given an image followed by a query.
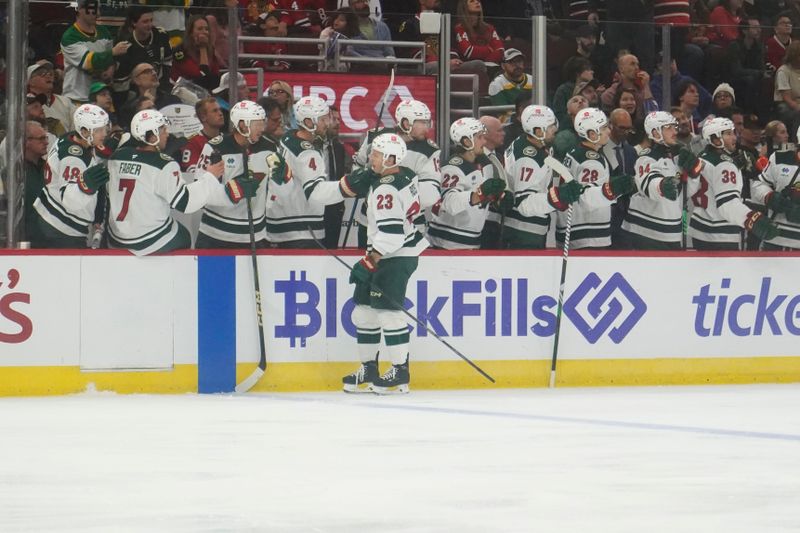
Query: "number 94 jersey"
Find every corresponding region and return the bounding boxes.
[688,148,748,245]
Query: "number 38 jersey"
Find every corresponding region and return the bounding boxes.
[33,134,100,238]
[365,166,428,259]
[688,147,749,245]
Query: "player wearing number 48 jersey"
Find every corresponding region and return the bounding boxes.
[107,110,226,255]
[688,118,780,250]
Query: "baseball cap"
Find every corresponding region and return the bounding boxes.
[89,81,109,98]
[26,93,47,105]
[503,48,524,62]
[26,60,54,81]
[212,72,246,95]
[75,0,99,11]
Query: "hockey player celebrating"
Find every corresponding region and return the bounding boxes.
[504,105,584,249]
[267,95,351,247]
[32,104,111,248]
[194,100,275,248]
[620,111,685,250]
[750,127,800,250]
[560,108,637,249]
[343,133,428,394]
[106,109,226,255]
[427,118,507,249]
[688,117,780,250]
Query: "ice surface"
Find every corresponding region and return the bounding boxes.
[1,385,799,532]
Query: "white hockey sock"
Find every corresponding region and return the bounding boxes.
[377,309,410,366]
[353,304,380,363]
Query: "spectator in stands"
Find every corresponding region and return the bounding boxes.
[398,0,461,74]
[576,80,601,108]
[322,105,348,248]
[112,5,173,111]
[88,82,120,134]
[123,62,181,111]
[267,80,297,130]
[501,90,532,152]
[453,0,504,76]
[178,96,226,177]
[764,120,789,154]
[479,115,505,162]
[24,121,50,244]
[244,13,292,72]
[319,10,360,72]
[204,0,242,69]
[489,49,533,106]
[774,41,800,140]
[346,0,395,71]
[271,0,324,36]
[171,15,221,93]
[674,79,702,130]
[256,96,285,145]
[152,0,187,47]
[211,72,250,126]
[25,93,47,126]
[590,0,655,73]
[655,0,705,82]
[711,83,736,117]
[603,108,637,176]
[727,17,768,115]
[601,54,657,118]
[767,12,793,71]
[27,60,75,138]
[61,0,131,103]
[614,87,641,124]
[650,59,712,117]
[671,106,705,154]
[708,0,743,47]
[552,94,588,160]
[570,25,614,87]
[552,56,595,127]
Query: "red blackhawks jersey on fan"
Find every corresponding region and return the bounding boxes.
[179,131,220,176]
[268,0,326,32]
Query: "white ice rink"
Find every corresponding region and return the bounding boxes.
[1,385,799,532]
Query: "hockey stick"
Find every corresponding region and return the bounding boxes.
[307,226,495,384]
[235,195,268,393]
[544,155,575,388]
[341,68,396,248]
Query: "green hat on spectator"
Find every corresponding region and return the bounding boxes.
[89,82,109,98]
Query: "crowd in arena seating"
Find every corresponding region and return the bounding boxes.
[2,0,800,251]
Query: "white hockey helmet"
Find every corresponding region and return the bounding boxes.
[450,117,486,150]
[371,133,407,169]
[702,117,735,145]
[521,105,558,142]
[294,95,330,132]
[230,100,266,141]
[73,103,109,144]
[394,99,431,134]
[574,107,608,140]
[644,111,678,143]
[131,109,169,146]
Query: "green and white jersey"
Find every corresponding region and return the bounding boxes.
[504,135,555,243]
[622,143,683,244]
[268,130,344,243]
[559,144,616,248]
[196,134,272,244]
[33,134,99,238]
[752,149,800,249]
[61,24,114,102]
[427,152,494,249]
[365,166,428,258]
[688,147,748,245]
[107,146,222,255]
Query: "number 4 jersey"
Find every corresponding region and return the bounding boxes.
[689,147,748,246]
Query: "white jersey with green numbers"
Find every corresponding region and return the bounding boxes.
[504,136,556,241]
[107,146,223,255]
[558,144,616,248]
[267,130,345,243]
[621,143,683,243]
[196,134,273,244]
[427,152,494,249]
[33,134,100,238]
[751,149,800,249]
[365,166,428,258]
[688,147,749,245]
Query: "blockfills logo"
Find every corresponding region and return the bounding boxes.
[563,272,647,344]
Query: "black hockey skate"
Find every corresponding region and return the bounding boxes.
[372,362,409,395]
[342,360,378,393]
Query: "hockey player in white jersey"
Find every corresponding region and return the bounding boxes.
[750,126,800,250]
[504,105,584,249]
[32,104,111,248]
[342,133,428,394]
[620,111,685,250]
[352,99,441,245]
[688,117,780,250]
[560,108,637,248]
[267,95,351,247]
[106,110,226,255]
[193,100,277,248]
[427,118,507,249]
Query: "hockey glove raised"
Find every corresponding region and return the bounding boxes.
[677,148,703,178]
[225,175,260,203]
[78,165,110,194]
[349,255,377,285]
[547,180,584,211]
[658,176,681,201]
[601,174,637,200]
[339,167,378,198]
[744,211,780,241]
[472,178,506,205]
[267,152,292,184]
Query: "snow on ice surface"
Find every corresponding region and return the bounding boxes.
[1,385,799,533]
